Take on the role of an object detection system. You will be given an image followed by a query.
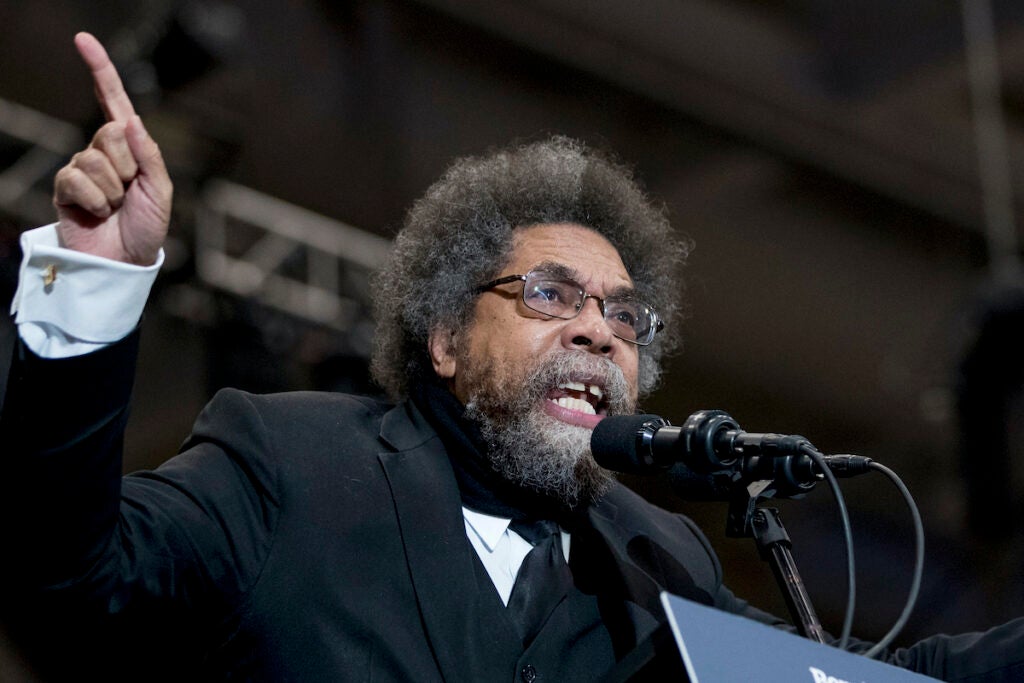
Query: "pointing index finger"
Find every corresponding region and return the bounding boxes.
[74,32,136,123]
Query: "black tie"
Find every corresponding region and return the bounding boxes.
[507,519,574,646]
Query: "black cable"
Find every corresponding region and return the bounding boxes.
[862,461,925,659]
[801,443,856,650]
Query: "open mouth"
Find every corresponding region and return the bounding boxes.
[546,380,607,417]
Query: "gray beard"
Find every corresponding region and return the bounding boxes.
[462,351,636,509]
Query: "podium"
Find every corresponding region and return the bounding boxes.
[661,592,940,682]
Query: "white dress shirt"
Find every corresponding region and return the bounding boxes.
[463,508,570,605]
[11,224,162,358]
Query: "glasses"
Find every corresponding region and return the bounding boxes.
[474,269,664,345]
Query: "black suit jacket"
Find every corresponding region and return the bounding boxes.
[3,333,1024,682]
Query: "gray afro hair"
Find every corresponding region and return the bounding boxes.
[371,136,690,400]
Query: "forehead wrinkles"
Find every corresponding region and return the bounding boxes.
[511,223,631,274]
[530,259,636,299]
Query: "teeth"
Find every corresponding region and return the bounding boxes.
[551,396,596,415]
[558,381,604,402]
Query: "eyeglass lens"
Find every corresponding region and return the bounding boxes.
[522,272,655,343]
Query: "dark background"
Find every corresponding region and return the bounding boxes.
[3,0,1024,674]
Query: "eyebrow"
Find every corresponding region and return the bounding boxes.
[532,260,637,299]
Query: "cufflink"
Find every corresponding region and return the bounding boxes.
[42,264,57,287]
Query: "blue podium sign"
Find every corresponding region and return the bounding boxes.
[661,592,941,682]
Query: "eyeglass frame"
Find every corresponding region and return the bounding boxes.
[473,269,664,346]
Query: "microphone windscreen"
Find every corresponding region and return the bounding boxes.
[591,414,663,473]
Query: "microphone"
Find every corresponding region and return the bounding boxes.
[591,411,872,500]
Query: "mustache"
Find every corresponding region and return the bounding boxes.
[523,351,635,416]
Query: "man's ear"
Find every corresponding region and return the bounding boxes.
[428,327,458,379]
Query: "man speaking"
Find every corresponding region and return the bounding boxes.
[2,33,1024,682]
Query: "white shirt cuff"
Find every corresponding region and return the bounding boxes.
[11,224,163,358]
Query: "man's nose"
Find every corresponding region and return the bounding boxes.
[561,296,615,355]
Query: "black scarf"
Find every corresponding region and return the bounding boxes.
[410,377,581,526]
[410,380,670,666]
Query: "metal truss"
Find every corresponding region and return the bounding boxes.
[0,98,390,359]
[0,97,83,223]
[194,179,391,336]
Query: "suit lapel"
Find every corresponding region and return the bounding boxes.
[576,497,665,656]
[376,402,492,683]
[375,403,707,678]
[579,489,716,658]
[585,499,662,614]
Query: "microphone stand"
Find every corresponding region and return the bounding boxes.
[726,479,826,643]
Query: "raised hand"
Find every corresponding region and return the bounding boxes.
[53,32,172,266]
